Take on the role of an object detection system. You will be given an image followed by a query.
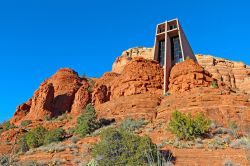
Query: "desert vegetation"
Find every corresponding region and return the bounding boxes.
[120,118,147,132]
[18,126,66,152]
[0,155,9,166]
[74,103,100,137]
[0,121,15,134]
[168,111,211,140]
[211,80,219,88]
[92,127,157,165]
[20,120,32,127]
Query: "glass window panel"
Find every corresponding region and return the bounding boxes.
[171,36,183,65]
[158,40,165,66]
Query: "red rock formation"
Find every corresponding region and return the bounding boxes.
[112,47,153,73]
[156,87,250,127]
[10,99,32,124]
[111,57,164,99]
[25,83,55,120]
[92,57,164,105]
[196,54,250,93]
[92,72,119,105]
[11,68,90,123]
[112,47,250,94]
[47,68,82,115]
[3,48,250,166]
[71,81,90,115]
[95,93,161,122]
[96,58,250,129]
[168,59,214,93]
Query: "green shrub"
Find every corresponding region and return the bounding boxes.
[0,155,9,166]
[44,115,52,121]
[88,79,95,88]
[18,126,66,151]
[81,73,87,79]
[21,120,32,127]
[86,159,97,166]
[211,80,218,88]
[70,136,80,144]
[44,128,65,145]
[168,111,211,140]
[74,103,100,137]
[26,126,47,148]
[1,121,15,131]
[18,135,29,153]
[208,136,226,149]
[92,128,157,166]
[87,86,93,93]
[87,79,95,93]
[67,127,75,135]
[146,150,174,166]
[44,113,69,122]
[229,137,250,149]
[120,118,147,132]
[228,121,239,139]
[56,113,68,121]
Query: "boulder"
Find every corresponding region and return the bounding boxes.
[111,57,164,99]
[93,57,164,105]
[168,59,214,93]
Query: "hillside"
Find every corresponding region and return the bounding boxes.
[0,47,250,166]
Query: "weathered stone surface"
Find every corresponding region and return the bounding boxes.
[95,93,161,122]
[24,83,55,120]
[239,77,250,94]
[71,81,90,115]
[10,99,32,124]
[11,68,90,123]
[92,72,119,105]
[169,59,214,93]
[196,54,250,93]
[111,57,164,99]
[156,87,250,127]
[93,57,164,105]
[47,68,83,115]
[112,47,153,73]
[112,49,250,94]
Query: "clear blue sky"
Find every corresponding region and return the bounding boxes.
[0,0,249,123]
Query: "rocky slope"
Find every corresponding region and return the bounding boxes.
[1,48,250,165]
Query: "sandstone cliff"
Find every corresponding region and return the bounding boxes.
[112,47,250,94]
[98,58,250,128]
[10,68,91,124]
[196,54,250,94]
